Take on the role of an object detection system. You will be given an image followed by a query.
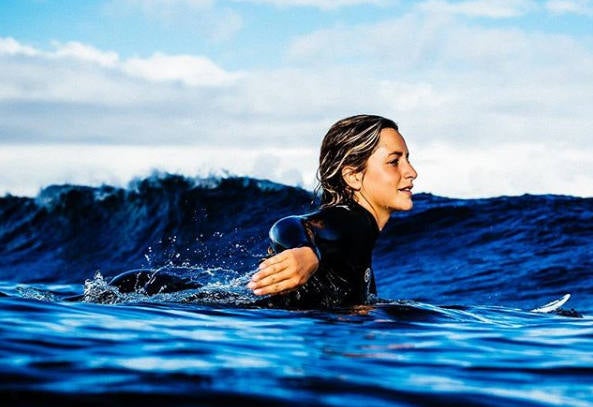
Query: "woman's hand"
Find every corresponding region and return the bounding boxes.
[248,247,319,296]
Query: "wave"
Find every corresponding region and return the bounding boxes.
[0,174,313,283]
[1,173,592,312]
[375,193,593,311]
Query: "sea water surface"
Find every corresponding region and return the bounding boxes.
[1,174,592,406]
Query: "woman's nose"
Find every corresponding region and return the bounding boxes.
[405,161,418,180]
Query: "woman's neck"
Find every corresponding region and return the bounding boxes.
[352,194,390,231]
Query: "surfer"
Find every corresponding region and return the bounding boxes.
[99,114,417,309]
[248,114,418,308]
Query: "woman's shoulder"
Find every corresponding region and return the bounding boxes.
[271,202,377,234]
[309,203,379,237]
[269,205,354,241]
[319,203,375,223]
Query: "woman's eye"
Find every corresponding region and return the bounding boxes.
[389,159,399,166]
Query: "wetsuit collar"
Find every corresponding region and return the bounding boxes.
[348,201,381,235]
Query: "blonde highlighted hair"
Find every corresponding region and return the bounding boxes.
[316,114,398,207]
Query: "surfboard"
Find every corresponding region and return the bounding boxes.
[531,293,571,313]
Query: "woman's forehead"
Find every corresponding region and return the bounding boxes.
[376,128,408,153]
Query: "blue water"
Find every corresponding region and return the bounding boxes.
[1,174,592,406]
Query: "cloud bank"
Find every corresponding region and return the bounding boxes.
[1,1,592,198]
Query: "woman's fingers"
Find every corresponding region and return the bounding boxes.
[251,254,289,281]
[248,247,319,296]
[248,253,298,295]
[252,278,298,296]
[249,269,296,295]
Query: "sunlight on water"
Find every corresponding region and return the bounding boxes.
[1,176,592,406]
[117,357,213,371]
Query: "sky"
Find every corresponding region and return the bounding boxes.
[1,0,592,198]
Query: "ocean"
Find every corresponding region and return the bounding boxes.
[1,174,592,406]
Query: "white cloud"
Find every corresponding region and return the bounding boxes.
[418,0,536,18]
[0,37,39,56]
[1,0,593,199]
[122,53,244,86]
[0,38,243,102]
[285,11,593,147]
[414,142,593,198]
[0,145,317,197]
[2,141,592,199]
[52,41,119,67]
[545,0,593,15]
[0,37,250,148]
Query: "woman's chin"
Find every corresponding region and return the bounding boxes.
[393,199,413,211]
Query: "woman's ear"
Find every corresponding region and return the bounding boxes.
[341,166,362,190]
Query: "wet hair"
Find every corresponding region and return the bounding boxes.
[316,114,398,207]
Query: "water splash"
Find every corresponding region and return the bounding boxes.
[16,286,57,302]
[79,268,260,306]
[81,271,125,304]
[182,271,259,306]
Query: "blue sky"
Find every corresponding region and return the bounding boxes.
[1,0,593,197]
[1,1,400,67]
[2,1,592,66]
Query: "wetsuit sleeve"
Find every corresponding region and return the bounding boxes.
[268,216,322,260]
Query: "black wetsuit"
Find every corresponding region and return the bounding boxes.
[105,202,380,309]
[257,202,380,309]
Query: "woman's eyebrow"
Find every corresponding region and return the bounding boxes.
[388,151,411,159]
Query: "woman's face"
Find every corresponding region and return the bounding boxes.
[353,127,418,228]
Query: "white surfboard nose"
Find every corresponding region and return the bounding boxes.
[531,293,571,313]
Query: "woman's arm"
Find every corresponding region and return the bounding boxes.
[248,215,320,296]
[248,247,319,296]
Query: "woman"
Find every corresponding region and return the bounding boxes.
[248,114,418,309]
[99,114,416,308]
